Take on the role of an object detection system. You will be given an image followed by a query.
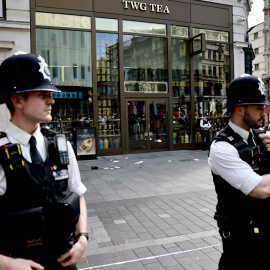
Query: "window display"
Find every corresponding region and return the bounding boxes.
[194,40,230,144]
[36,28,92,148]
[171,39,191,144]
[96,33,121,149]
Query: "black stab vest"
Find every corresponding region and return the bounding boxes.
[0,127,76,260]
[212,125,270,222]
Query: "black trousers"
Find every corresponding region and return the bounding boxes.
[201,130,210,150]
[218,226,270,270]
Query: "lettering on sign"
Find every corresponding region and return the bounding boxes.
[123,1,170,14]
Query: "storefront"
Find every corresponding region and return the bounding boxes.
[30,0,233,156]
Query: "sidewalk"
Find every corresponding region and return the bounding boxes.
[77,150,221,270]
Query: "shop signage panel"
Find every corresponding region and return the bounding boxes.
[191,4,230,28]
[75,127,96,158]
[36,0,93,11]
[93,0,190,22]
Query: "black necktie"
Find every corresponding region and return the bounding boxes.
[248,131,256,148]
[29,136,43,164]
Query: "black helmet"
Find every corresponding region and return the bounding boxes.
[0,51,61,104]
[225,74,270,108]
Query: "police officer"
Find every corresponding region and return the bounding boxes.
[200,113,211,150]
[0,52,88,270]
[209,74,270,269]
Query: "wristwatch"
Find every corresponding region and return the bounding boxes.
[76,232,89,241]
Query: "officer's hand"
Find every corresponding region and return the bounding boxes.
[57,236,88,267]
[261,134,270,151]
[0,255,44,270]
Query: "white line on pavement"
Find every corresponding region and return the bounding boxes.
[78,244,221,269]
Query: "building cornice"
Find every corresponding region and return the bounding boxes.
[0,41,15,50]
[0,20,30,30]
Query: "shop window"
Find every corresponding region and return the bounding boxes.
[36,28,93,146]
[36,12,91,29]
[96,33,121,149]
[194,42,230,144]
[193,28,229,42]
[171,25,189,38]
[123,20,166,35]
[123,35,168,93]
[96,18,118,31]
[171,39,191,144]
[254,32,259,39]
[36,29,92,87]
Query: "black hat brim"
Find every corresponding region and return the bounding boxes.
[224,99,270,108]
[0,83,61,104]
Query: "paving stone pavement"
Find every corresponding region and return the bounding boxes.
[76,150,222,270]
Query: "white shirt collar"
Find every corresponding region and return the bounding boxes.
[228,120,250,141]
[5,121,41,145]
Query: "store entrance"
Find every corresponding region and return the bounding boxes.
[127,99,168,153]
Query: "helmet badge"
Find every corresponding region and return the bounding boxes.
[37,55,51,82]
[258,77,266,96]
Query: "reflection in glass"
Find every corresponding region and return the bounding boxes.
[193,28,229,42]
[36,28,93,147]
[128,101,147,152]
[194,43,230,143]
[36,29,92,87]
[171,40,191,144]
[123,20,166,35]
[123,35,168,93]
[96,18,118,31]
[96,33,121,149]
[36,12,91,29]
[171,26,189,38]
[149,100,167,150]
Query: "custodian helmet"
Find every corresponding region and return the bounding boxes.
[225,74,270,108]
[0,51,61,104]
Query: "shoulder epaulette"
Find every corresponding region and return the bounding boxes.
[41,126,58,136]
[0,132,10,148]
[214,125,249,156]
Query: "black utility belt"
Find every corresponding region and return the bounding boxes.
[215,214,270,238]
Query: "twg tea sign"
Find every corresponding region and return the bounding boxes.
[122,1,170,14]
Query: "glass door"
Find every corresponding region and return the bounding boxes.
[127,99,167,153]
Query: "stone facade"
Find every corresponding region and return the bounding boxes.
[0,0,30,130]
[249,22,264,78]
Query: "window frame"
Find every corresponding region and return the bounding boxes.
[0,0,6,19]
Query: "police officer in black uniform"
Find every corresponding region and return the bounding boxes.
[200,113,211,150]
[0,52,88,270]
[209,74,270,269]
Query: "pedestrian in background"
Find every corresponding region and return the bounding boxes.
[0,52,88,270]
[200,113,211,150]
[209,74,270,269]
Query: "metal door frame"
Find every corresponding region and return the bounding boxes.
[126,98,168,153]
